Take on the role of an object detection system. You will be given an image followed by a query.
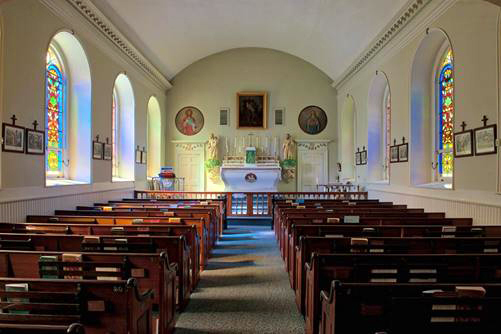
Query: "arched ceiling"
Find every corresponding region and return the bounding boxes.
[92,0,409,82]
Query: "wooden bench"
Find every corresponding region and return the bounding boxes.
[0,250,177,334]
[0,277,152,334]
[304,253,501,334]
[319,281,501,334]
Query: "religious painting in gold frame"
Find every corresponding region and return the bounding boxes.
[237,92,267,129]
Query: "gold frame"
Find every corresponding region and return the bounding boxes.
[236,91,268,129]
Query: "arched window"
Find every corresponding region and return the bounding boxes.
[382,86,391,181]
[437,48,454,179]
[46,45,66,179]
[147,96,162,178]
[45,32,92,186]
[112,89,119,178]
[112,74,135,182]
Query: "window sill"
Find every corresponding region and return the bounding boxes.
[112,177,134,183]
[415,182,453,190]
[46,179,89,187]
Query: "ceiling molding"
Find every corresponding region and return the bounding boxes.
[40,0,171,91]
[333,0,435,88]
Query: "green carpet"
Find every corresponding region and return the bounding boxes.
[175,225,305,333]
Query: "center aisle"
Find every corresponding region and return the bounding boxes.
[175,224,305,333]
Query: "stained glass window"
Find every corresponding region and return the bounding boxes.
[46,46,66,178]
[383,88,391,180]
[112,90,119,178]
[438,49,454,178]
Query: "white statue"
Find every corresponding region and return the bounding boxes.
[282,133,296,160]
[207,133,219,161]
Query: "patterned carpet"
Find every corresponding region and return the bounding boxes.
[175,224,305,333]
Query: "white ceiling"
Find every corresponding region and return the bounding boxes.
[92,0,409,82]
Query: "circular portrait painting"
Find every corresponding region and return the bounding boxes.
[175,106,204,136]
[298,106,328,135]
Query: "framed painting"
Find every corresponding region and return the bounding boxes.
[360,149,367,165]
[390,145,399,163]
[92,141,103,160]
[25,129,44,155]
[103,143,112,160]
[2,123,25,153]
[355,152,361,165]
[219,108,229,126]
[135,148,142,164]
[141,150,147,164]
[398,143,408,162]
[274,108,284,126]
[454,130,473,158]
[474,124,497,156]
[298,106,328,135]
[237,92,267,129]
[175,106,204,136]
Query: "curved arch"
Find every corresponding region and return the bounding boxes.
[45,31,92,185]
[147,96,162,177]
[340,94,356,181]
[112,73,135,181]
[410,28,453,186]
[367,71,391,182]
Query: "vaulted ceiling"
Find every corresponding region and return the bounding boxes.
[92,0,410,82]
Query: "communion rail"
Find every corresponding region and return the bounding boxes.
[134,191,368,218]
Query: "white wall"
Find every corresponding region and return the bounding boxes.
[0,0,167,216]
[337,1,501,224]
[165,47,338,191]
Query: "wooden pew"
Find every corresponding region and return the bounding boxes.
[304,253,501,334]
[25,215,210,270]
[319,281,501,334]
[0,222,201,289]
[0,277,152,334]
[0,250,177,334]
[294,236,501,314]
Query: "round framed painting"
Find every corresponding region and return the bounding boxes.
[175,106,204,136]
[298,106,327,135]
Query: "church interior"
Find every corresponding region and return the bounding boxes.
[0,0,500,333]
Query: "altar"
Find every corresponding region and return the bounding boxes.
[220,150,281,192]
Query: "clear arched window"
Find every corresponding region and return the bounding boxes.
[112,89,119,178]
[46,45,66,179]
[437,48,454,179]
[382,86,391,181]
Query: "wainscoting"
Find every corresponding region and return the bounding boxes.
[369,188,501,226]
[0,186,134,222]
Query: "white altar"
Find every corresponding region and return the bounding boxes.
[220,151,281,192]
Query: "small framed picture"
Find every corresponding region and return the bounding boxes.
[93,141,103,160]
[355,152,361,165]
[25,129,45,155]
[360,150,367,165]
[103,143,112,160]
[219,108,229,126]
[141,151,147,164]
[474,124,497,156]
[135,149,142,163]
[390,145,399,163]
[398,143,408,162]
[274,108,284,126]
[454,130,473,158]
[2,123,25,153]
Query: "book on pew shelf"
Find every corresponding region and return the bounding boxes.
[325,234,344,238]
[169,218,181,223]
[5,283,29,314]
[455,286,486,297]
[348,202,356,206]
[83,236,100,244]
[132,219,144,224]
[326,209,333,212]
[163,212,175,216]
[102,206,113,211]
[39,255,59,279]
[344,215,360,224]
[286,200,293,203]
[350,238,369,246]
[327,217,340,223]
[296,206,306,209]
[96,266,121,280]
[200,201,209,205]
[62,253,83,279]
[111,227,125,234]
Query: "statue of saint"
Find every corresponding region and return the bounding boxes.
[207,133,219,161]
[282,133,295,160]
